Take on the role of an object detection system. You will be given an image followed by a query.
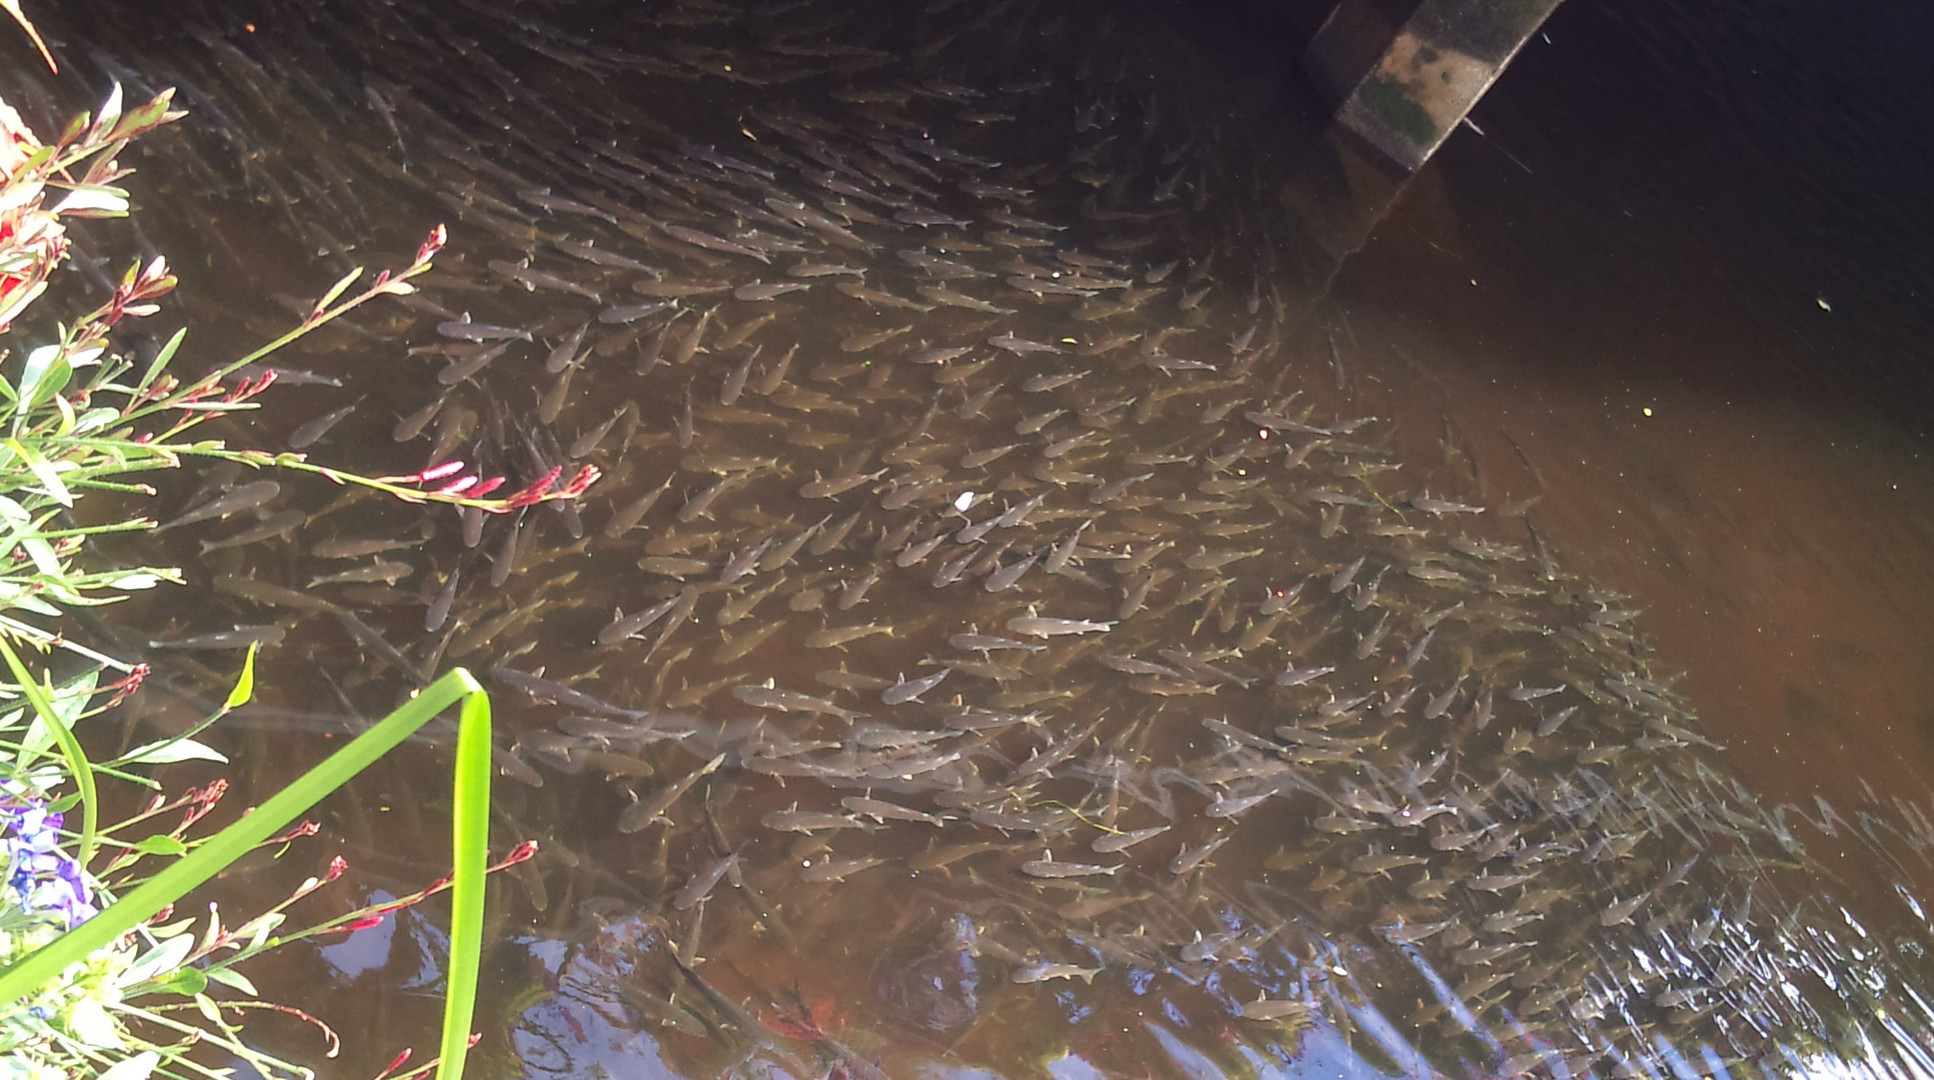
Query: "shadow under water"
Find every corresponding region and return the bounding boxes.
[4,0,1933,1077]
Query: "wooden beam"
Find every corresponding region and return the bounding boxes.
[1304,0,1564,171]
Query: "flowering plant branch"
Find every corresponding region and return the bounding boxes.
[0,77,535,1080]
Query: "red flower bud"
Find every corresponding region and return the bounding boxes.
[562,464,601,498]
[503,466,563,509]
[414,224,448,266]
[383,459,466,485]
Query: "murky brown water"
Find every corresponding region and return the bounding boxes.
[6,1,1934,1078]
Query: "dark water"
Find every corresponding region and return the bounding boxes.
[5,1,1934,1078]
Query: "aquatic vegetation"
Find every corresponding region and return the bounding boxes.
[0,73,583,1080]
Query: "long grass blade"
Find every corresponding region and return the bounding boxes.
[436,687,491,1080]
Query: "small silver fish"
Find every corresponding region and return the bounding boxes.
[288,398,364,449]
[1091,824,1171,854]
[198,509,305,553]
[1171,835,1230,875]
[148,625,287,650]
[988,332,1063,355]
[309,560,414,587]
[1006,614,1114,638]
[159,481,282,532]
[881,668,951,706]
[760,807,870,834]
[799,855,888,883]
[1020,856,1121,879]
[436,317,532,343]
[312,536,416,559]
[1010,959,1100,985]
[620,752,726,832]
[425,567,461,633]
[672,851,741,910]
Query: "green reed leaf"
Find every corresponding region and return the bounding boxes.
[436,686,492,1080]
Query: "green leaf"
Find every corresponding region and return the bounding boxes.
[119,928,194,986]
[96,1052,159,1080]
[155,964,208,996]
[224,643,257,710]
[51,184,130,218]
[134,327,187,393]
[6,438,73,508]
[72,406,121,434]
[313,266,364,315]
[132,834,189,857]
[111,89,179,141]
[94,82,125,137]
[8,592,61,617]
[19,535,63,576]
[205,967,258,996]
[14,343,68,412]
[17,669,96,764]
[114,737,227,766]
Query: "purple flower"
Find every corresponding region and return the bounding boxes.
[2,799,97,929]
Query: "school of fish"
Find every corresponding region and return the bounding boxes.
[6,0,1927,1076]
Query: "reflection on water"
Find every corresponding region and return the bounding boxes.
[4,1,1934,1078]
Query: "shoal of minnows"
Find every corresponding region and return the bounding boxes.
[47,0,1873,1074]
